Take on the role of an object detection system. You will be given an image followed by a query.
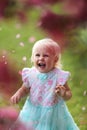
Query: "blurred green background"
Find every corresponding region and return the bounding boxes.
[0,1,87,130]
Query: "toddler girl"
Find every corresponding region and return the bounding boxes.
[11,38,79,130]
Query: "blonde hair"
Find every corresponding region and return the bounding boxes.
[31,38,62,68]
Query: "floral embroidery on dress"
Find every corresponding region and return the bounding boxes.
[47,80,53,85]
[22,67,70,107]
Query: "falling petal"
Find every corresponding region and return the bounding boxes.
[16,33,21,39]
[2,55,5,59]
[4,61,7,65]
[83,90,87,96]
[82,106,86,111]
[19,42,25,47]
[28,36,36,43]
[22,56,27,62]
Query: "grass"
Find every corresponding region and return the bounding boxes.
[0,10,87,130]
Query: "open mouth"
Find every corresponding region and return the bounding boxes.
[38,63,46,68]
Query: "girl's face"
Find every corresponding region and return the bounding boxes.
[32,45,58,73]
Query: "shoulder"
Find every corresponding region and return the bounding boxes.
[56,68,71,85]
[22,67,36,78]
[60,69,70,76]
[55,68,70,76]
[22,67,35,73]
[21,67,37,85]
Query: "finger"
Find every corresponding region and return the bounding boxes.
[60,86,66,90]
[12,97,17,104]
[55,88,60,93]
[55,84,61,88]
[60,88,66,97]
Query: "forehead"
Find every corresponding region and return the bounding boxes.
[33,44,53,54]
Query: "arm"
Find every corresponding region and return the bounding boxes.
[10,84,30,104]
[55,82,72,101]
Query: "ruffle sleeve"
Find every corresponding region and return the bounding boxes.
[22,68,30,88]
[58,70,71,85]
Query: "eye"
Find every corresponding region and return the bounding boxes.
[43,54,49,57]
[35,53,40,57]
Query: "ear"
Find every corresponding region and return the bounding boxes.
[54,56,58,63]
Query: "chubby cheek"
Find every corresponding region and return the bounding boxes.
[46,60,53,68]
[49,58,56,67]
[33,57,38,63]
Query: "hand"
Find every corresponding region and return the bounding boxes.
[55,85,66,97]
[10,93,21,104]
[10,85,29,104]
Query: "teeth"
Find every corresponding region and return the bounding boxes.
[38,63,45,67]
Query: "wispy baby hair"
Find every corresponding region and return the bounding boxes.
[31,38,62,68]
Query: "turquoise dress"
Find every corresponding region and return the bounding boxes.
[18,67,79,130]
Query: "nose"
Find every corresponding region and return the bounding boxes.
[39,56,44,60]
